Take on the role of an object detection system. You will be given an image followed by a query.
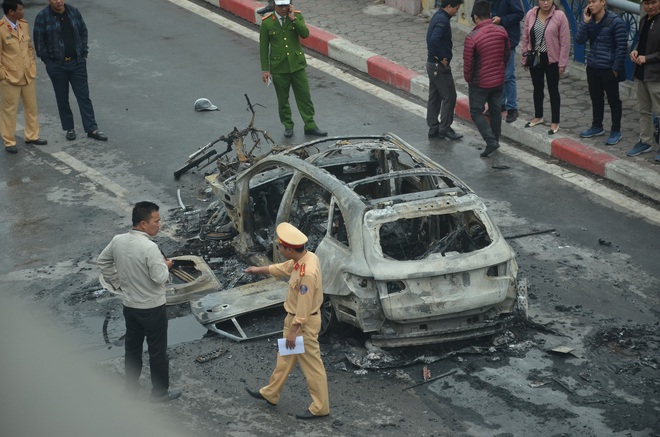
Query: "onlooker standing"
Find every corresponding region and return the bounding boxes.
[33,0,107,142]
[426,0,464,141]
[521,0,570,135]
[575,0,627,145]
[245,222,330,420]
[464,1,510,157]
[471,0,523,123]
[0,0,47,154]
[97,201,181,403]
[626,0,660,159]
[259,0,326,139]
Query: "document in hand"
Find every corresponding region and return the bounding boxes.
[277,336,305,356]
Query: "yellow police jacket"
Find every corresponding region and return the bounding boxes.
[259,11,309,74]
[0,17,36,85]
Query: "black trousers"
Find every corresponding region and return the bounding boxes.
[529,52,561,124]
[123,305,169,395]
[426,61,457,133]
[586,66,622,132]
[45,59,98,133]
[469,84,504,148]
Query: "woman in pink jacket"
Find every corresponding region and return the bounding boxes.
[521,0,571,135]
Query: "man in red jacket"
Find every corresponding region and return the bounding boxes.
[463,0,510,157]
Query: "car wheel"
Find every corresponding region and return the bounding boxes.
[319,298,337,336]
[319,298,356,337]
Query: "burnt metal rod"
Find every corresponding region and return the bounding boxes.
[403,369,458,390]
[171,268,195,283]
[504,228,556,240]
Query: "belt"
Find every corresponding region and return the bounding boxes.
[64,56,76,62]
[287,311,318,316]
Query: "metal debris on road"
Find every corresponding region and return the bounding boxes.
[404,369,458,390]
[195,348,228,363]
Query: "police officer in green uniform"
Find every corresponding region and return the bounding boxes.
[260,0,327,138]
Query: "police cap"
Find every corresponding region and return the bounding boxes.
[276,222,307,248]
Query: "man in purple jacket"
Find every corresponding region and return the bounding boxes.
[464,0,510,157]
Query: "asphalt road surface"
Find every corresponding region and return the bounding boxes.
[0,0,658,436]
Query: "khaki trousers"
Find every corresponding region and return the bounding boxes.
[1,79,40,147]
[635,79,660,146]
[260,313,330,416]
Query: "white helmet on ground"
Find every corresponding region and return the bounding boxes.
[194,98,218,111]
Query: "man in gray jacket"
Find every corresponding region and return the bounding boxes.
[98,201,180,403]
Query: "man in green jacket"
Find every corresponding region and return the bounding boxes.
[260,0,326,138]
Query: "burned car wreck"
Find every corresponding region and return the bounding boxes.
[190,133,526,347]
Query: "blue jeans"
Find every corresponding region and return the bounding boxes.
[45,59,98,133]
[502,50,517,110]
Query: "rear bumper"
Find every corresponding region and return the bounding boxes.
[370,314,516,348]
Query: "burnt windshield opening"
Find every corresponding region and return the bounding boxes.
[378,212,492,260]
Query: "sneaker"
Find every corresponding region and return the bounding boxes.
[506,109,519,123]
[579,127,605,138]
[655,148,660,162]
[150,389,181,403]
[626,141,652,157]
[605,131,622,145]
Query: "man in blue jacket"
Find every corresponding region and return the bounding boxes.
[426,0,464,140]
[471,0,523,123]
[575,0,627,145]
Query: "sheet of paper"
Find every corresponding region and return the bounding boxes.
[277,336,305,356]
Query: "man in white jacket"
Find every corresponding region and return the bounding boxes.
[98,201,181,403]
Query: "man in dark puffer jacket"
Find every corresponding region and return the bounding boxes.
[464,0,510,157]
[575,0,627,145]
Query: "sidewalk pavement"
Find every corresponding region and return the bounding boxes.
[207,0,660,203]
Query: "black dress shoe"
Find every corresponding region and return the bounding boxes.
[506,109,518,123]
[87,130,108,141]
[295,409,329,420]
[257,4,274,15]
[5,145,17,154]
[150,389,181,403]
[66,129,76,140]
[284,128,294,138]
[304,128,327,137]
[25,138,47,145]
[246,387,276,406]
[438,128,463,140]
[428,129,439,138]
[480,143,500,157]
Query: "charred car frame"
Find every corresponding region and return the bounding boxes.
[190,133,525,347]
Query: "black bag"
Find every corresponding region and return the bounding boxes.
[525,8,544,69]
[524,50,540,68]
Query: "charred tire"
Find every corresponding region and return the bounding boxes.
[319,299,337,337]
[319,298,355,337]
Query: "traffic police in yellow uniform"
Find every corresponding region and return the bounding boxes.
[245,222,330,420]
[0,0,45,153]
[259,0,327,139]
